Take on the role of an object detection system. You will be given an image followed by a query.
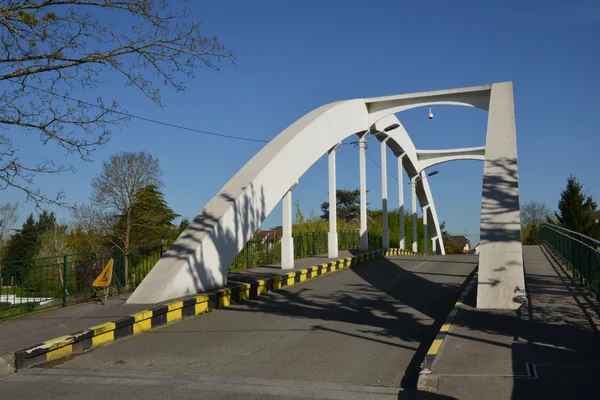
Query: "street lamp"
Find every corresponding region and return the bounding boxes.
[407,170,439,185]
[368,123,400,137]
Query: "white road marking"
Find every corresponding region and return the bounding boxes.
[411,261,429,270]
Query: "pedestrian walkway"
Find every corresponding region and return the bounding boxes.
[422,245,600,399]
[0,250,364,368]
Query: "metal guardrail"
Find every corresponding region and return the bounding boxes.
[538,223,600,298]
[1,230,385,320]
[0,245,168,320]
[228,230,385,270]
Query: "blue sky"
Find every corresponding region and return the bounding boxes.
[4,0,600,244]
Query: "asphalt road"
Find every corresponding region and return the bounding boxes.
[1,255,477,400]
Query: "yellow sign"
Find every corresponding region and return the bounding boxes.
[93,259,113,287]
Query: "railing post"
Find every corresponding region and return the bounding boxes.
[116,249,122,295]
[62,255,68,308]
[246,242,250,269]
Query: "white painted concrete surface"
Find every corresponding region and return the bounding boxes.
[381,138,390,250]
[476,82,525,310]
[128,83,523,310]
[281,187,294,269]
[397,153,406,250]
[328,144,339,258]
[359,134,368,251]
[412,176,418,253]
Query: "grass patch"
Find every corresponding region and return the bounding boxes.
[0,302,40,321]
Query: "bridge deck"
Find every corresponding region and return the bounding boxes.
[2,255,476,399]
[0,250,362,357]
[428,245,600,399]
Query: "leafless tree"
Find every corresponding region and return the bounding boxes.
[521,200,552,228]
[0,1,234,205]
[0,201,19,248]
[90,150,162,283]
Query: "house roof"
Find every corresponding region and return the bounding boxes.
[591,210,600,220]
[254,228,282,239]
[444,234,470,248]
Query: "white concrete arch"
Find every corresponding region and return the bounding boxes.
[417,147,486,171]
[128,99,371,304]
[366,85,492,125]
[129,83,524,311]
[370,115,446,255]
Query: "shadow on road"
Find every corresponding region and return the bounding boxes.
[222,255,475,391]
[440,246,600,399]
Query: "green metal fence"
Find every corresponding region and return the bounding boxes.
[1,230,384,320]
[538,223,600,298]
[0,245,168,320]
[228,230,378,271]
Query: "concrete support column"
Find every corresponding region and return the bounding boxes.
[397,153,406,250]
[411,176,418,253]
[359,134,368,250]
[281,184,297,269]
[423,205,429,256]
[328,143,340,258]
[381,138,390,249]
[477,82,525,310]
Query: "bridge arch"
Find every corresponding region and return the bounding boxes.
[128,83,524,311]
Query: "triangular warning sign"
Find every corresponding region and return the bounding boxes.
[93,259,113,287]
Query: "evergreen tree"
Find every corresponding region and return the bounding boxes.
[176,218,191,237]
[555,175,598,237]
[320,189,362,222]
[525,223,539,245]
[112,185,179,248]
[5,214,38,262]
[36,211,57,235]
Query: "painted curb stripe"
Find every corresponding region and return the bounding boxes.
[11,249,400,372]
[421,269,478,373]
[286,272,296,286]
[427,339,444,355]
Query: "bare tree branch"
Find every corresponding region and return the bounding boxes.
[521,200,552,228]
[0,201,19,249]
[0,1,234,206]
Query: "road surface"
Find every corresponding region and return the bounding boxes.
[1,255,477,400]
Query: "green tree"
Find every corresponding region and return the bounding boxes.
[36,211,57,234]
[68,204,110,254]
[176,218,191,238]
[5,214,39,262]
[445,239,465,254]
[524,223,539,245]
[555,175,598,237]
[117,184,180,247]
[36,223,68,259]
[320,189,362,222]
[295,201,329,233]
[363,208,425,253]
[91,151,164,283]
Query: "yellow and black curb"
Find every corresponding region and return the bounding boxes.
[420,269,478,374]
[12,248,417,372]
